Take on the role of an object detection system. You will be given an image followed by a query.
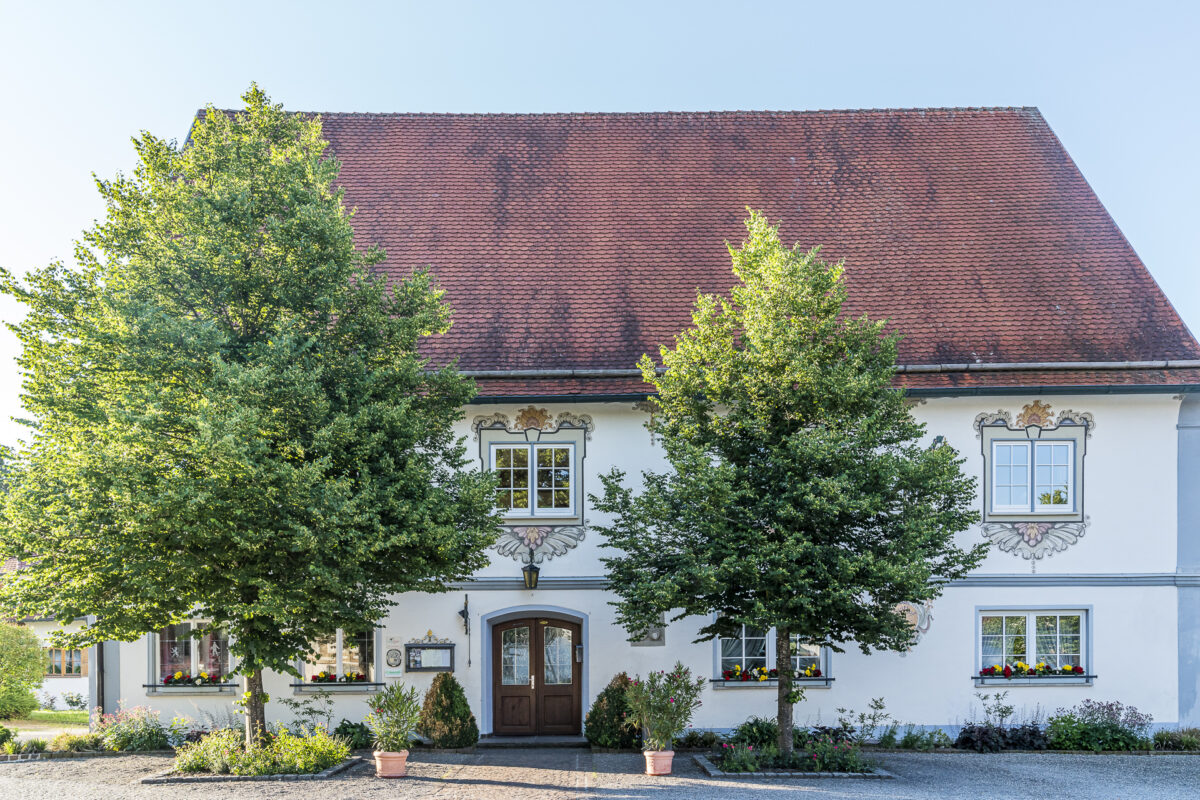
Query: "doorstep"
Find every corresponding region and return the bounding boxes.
[477,735,589,748]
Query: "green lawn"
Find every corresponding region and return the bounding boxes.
[17,710,89,725]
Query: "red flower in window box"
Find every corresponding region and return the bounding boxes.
[1072,665,1084,674]
[310,671,337,683]
[339,672,367,683]
[1002,665,1013,678]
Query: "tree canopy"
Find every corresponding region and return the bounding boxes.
[591,210,984,753]
[0,86,500,739]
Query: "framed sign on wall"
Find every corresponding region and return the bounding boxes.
[405,631,455,672]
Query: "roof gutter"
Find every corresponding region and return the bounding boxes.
[457,360,1200,379]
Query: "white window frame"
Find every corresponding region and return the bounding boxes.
[990,439,1075,514]
[297,628,377,684]
[489,442,577,518]
[152,623,233,684]
[715,626,827,683]
[976,608,1089,675]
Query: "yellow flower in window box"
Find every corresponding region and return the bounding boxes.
[173,671,183,680]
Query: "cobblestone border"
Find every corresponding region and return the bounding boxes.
[692,754,895,779]
[139,756,364,784]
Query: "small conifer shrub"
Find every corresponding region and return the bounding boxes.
[418,673,479,748]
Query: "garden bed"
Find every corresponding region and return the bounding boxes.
[693,753,893,779]
[140,756,364,783]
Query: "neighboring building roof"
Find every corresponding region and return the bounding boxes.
[308,108,1200,397]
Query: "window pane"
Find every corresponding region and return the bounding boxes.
[501,626,530,685]
[1060,615,1081,635]
[198,631,228,677]
[160,623,192,679]
[544,626,573,685]
[981,616,1002,636]
[496,448,511,468]
[304,634,338,680]
[720,638,742,660]
[789,635,820,672]
[343,631,373,680]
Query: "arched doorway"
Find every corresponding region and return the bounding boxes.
[481,606,588,736]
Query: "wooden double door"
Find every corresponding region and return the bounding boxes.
[492,618,581,735]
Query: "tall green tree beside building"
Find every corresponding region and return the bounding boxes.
[0,86,500,743]
[591,211,984,754]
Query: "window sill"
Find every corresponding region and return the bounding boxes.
[144,683,238,695]
[711,678,833,689]
[972,675,1095,687]
[44,674,86,679]
[291,682,383,694]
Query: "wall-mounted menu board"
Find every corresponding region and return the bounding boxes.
[405,643,454,672]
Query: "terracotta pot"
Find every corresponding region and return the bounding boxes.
[374,749,410,778]
[643,749,675,775]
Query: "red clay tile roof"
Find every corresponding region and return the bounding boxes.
[309,108,1199,397]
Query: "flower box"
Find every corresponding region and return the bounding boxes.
[711,677,834,689]
[978,662,1086,679]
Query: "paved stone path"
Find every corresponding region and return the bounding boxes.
[0,748,1197,798]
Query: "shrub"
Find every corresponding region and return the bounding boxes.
[730,716,779,748]
[3,737,47,754]
[95,706,170,751]
[174,727,350,776]
[0,725,12,747]
[877,725,898,748]
[366,683,422,752]
[1047,700,1152,752]
[717,734,870,773]
[954,723,1005,753]
[61,691,88,711]
[0,624,43,720]
[718,742,760,772]
[835,697,891,744]
[332,718,373,749]
[38,692,57,710]
[48,732,104,752]
[674,728,720,749]
[1003,723,1048,750]
[626,662,706,751]
[418,673,479,748]
[584,673,640,750]
[1154,728,1200,751]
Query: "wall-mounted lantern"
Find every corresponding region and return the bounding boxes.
[522,547,540,590]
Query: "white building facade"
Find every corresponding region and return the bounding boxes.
[56,108,1200,734]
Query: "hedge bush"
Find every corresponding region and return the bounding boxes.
[174,728,350,775]
[419,673,479,748]
[584,673,640,750]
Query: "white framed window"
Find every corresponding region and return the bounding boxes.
[990,440,1075,513]
[301,629,375,682]
[490,442,576,517]
[978,609,1086,670]
[718,626,823,678]
[156,623,230,681]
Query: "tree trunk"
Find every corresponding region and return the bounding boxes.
[243,669,266,746]
[776,626,794,755]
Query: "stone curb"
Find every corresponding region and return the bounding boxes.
[0,749,175,763]
[692,754,894,779]
[139,756,364,784]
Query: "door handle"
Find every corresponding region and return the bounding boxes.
[530,673,535,690]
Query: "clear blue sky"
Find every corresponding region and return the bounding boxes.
[1,0,1197,449]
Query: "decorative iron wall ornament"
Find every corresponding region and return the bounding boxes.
[493,524,588,564]
[975,401,1094,570]
[894,599,934,657]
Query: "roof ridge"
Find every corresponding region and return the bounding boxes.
[208,106,1042,119]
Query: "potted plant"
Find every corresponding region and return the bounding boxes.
[626,661,705,775]
[365,683,422,778]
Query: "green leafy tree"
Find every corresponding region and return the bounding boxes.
[591,211,984,754]
[0,622,43,719]
[0,86,500,743]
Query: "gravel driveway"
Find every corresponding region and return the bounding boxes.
[0,748,1196,799]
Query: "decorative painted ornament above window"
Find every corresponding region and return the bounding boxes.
[974,402,1094,569]
[473,407,593,565]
